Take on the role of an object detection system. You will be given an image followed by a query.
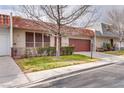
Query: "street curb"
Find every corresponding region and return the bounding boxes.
[15,62,114,88]
[42,63,114,82]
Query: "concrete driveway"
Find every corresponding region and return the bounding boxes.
[0,56,29,87]
[74,52,124,62]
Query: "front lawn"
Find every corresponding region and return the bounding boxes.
[16,54,98,73]
[105,50,124,56]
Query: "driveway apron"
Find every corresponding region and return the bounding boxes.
[0,56,29,87]
[74,52,124,62]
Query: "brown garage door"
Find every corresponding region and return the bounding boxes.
[69,39,91,52]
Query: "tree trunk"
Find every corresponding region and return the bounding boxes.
[119,37,122,50]
[119,41,121,50]
[56,34,61,57]
[56,5,61,57]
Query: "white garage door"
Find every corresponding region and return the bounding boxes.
[0,29,10,56]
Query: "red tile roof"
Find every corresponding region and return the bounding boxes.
[13,17,45,31]
[0,14,94,37]
[13,17,94,37]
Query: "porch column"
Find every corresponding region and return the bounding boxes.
[10,12,13,56]
[42,33,44,48]
[33,32,36,48]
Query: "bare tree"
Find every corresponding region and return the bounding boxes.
[19,5,98,57]
[105,8,124,50]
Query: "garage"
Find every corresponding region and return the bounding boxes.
[69,39,91,52]
[0,29,10,56]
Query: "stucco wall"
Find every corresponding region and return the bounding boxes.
[96,37,109,48]
[114,39,124,49]
[61,37,69,46]
[113,38,119,48]
[121,42,124,47]
[50,36,69,47]
[96,37,119,48]
[13,29,26,48]
[50,36,55,47]
[13,29,26,56]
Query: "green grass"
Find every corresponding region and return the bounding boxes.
[16,54,98,73]
[105,50,124,55]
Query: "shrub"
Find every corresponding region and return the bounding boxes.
[25,48,38,58]
[37,47,49,56]
[106,43,112,50]
[48,47,56,56]
[36,46,74,56]
[102,43,112,51]
[61,47,74,55]
[25,46,74,57]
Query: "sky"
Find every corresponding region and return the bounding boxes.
[0,5,112,15]
[0,5,16,15]
[0,5,124,27]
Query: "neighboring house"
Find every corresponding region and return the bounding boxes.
[0,14,94,57]
[94,23,124,51]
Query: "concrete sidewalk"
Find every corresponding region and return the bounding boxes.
[16,61,114,87]
[0,57,29,88]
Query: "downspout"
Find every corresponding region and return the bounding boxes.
[10,12,13,57]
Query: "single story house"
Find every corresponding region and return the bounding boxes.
[0,14,95,57]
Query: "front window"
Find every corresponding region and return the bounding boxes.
[26,32,50,48]
[35,33,42,47]
[26,32,34,47]
[44,35,50,47]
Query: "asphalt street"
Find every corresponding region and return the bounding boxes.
[31,62,124,88]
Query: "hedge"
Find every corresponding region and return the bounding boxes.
[25,46,74,57]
